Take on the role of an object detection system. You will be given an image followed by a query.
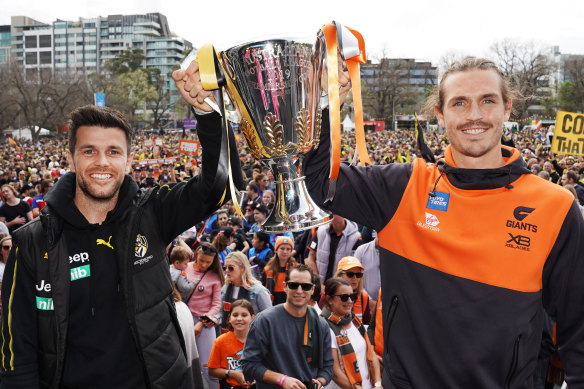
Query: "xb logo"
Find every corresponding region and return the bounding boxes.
[513,206,535,221]
[507,233,531,247]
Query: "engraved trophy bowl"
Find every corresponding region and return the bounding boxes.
[218,37,331,233]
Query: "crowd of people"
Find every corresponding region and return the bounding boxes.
[0,56,582,389]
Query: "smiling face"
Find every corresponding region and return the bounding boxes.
[229,305,253,333]
[435,69,512,169]
[68,126,132,208]
[284,269,314,309]
[328,284,354,317]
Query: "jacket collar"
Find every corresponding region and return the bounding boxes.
[435,145,532,190]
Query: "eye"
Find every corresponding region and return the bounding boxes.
[453,101,464,107]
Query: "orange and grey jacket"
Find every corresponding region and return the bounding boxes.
[303,114,584,388]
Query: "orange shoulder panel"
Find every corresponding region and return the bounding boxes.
[378,159,573,292]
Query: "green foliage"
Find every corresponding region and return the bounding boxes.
[105,48,146,75]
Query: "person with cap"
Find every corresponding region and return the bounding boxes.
[353,237,381,303]
[332,256,372,325]
[228,217,251,255]
[264,236,297,305]
[248,203,270,235]
[242,264,334,389]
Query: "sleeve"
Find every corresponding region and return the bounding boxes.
[317,318,334,383]
[176,272,195,295]
[329,328,338,349]
[542,200,584,386]
[367,301,378,347]
[241,315,269,381]
[0,243,41,387]
[302,110,414,232]
[152,112,232,243]
[254,286,273,313]
[205,278,223,318]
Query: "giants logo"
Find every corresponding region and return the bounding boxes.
[506,206,538,233]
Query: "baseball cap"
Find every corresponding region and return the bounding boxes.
[337,256,364,272]
[229,217,242,227]
[254,203,269,215]
[275,236,294,251]
[159,175,171,182]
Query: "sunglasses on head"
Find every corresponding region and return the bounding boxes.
[344,271,363,278]
[333,293,359,302]
[286,281,313,291]
[200,244,217,255]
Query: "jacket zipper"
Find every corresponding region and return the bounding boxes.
[505,335,521,389]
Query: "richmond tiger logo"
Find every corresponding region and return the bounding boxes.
[135,234,148,258]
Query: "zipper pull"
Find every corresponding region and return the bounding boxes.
[92,307,95,316]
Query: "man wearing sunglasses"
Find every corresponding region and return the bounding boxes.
[242,264,333,389]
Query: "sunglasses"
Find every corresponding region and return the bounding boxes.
[333,293,359,302]
[200,244,217,255]
[225,265,237,272]
[344,271,363,278]
[286,282,313,291]
[1,246,10,250]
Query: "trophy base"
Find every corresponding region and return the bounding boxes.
[261,157,331,233]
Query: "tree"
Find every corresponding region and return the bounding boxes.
[489,39,557,120]
[108,69,157,128]
[146,68,171,129]
[105,48,146,75]
[561,55,584,112]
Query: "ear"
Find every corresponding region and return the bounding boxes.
[504,99,512,121]
[125,152,134,175]
[434,105,445,128]
[67,150,75,172]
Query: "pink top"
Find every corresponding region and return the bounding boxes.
[184,263,222,318]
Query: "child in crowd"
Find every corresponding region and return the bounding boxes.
[248,231,273,281]
[208,299,256,389]
[263,236,297,305]
[169,246,195,299]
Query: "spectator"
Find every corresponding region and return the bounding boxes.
[264,236,297,305]
[0,184,33,234]
[220,251,271,331]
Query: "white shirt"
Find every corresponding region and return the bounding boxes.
[325,323,371,389]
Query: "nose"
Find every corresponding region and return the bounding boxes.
[467,101,483,122]
[95,151,110,166]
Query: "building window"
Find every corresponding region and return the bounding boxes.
[26,52,37,65]
[39,35,52,48]
[25,36,37,48]
[39,51,51,64]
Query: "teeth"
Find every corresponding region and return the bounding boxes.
[91,174,111,179]
[463,129,485,135]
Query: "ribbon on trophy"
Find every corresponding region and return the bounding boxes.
[319,21,371,204]
[194,44,245,217]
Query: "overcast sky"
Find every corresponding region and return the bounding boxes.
[3,0,583,64]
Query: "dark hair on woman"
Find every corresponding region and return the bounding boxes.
[266,249,298,284]
[324,277,351,308]
[255,231,271,248]
[226,299,255,331]
[196,243,225,285]
[68,105,132,155]
[211,231,231,252]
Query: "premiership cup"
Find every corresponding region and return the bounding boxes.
[214,37,331,233]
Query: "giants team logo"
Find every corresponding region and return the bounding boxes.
[135,234,148,258]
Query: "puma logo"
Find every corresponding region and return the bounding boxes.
[96,236,114,250]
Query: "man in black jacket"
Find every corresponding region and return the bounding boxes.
[0,102,233,388]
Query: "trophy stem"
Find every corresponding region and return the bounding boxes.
[261,157,331,233]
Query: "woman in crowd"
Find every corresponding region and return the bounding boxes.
[333,256,372,324]
[208,299,256,389]
[263,236,296,305]
[185,242,225,389]
[0,184,33,234]
[322,278,382,389]
[220,251,271,332]
[261,189,275,210]
[248,231,273,280]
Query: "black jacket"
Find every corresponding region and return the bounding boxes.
[0,113,231,388]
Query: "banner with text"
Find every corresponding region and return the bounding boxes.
[133,156,181,168]
[178,139,200,155]
[551,111,584,156]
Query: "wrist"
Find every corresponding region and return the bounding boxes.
[374,381,382,388]
[278,374,287,387]
[225,369,230,379]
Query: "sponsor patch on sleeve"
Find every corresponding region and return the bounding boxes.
[427,191,450,212]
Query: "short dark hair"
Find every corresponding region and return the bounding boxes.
[68,105,132,155]
[285,263,313,283]
[564,170,578,183]
[247,183,259,193]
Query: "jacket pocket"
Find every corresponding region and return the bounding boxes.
[383,295,399,346]
[505,335,522,389]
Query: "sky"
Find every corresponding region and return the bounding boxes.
[2,0,584,64]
